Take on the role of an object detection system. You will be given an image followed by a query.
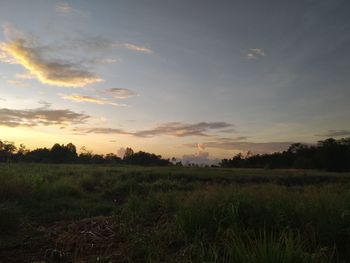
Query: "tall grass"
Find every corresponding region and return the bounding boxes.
[0,163,350,261]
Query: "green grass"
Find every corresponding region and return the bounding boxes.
[0,163,350,262]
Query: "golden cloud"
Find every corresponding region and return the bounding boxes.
[0,39,103,87]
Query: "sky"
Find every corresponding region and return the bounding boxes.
[0,0,350,163]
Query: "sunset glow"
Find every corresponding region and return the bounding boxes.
[1,1,349,163]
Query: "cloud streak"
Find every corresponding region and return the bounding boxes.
[106,88,137,99]
[79,121,232,138]
[55,2,87,16]
[116,43,153,54]
[0,105,89,127]
[59,93,126,107]
[246,48,266,59]
[317,130,350,137]
[71,36,153,54]
[133,122,232,137]
[55,2,75,14]
[7,79,29,87]
[83,127,129,135]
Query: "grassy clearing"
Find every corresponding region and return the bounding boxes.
[0,164,349,262]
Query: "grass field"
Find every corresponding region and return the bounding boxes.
[1,164,350,262]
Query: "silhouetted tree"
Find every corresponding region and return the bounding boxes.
[0,140,16,162]
[78,146,94,164]
[25,148,51,163]
[50,143,77,163]
[123,147,134,160]
[1,138,349,171]
[124,150,170,166]
[219,137,350,172]
[219,153,244,168]
[105,153,122,163]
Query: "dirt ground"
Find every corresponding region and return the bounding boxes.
[0,216,126,263]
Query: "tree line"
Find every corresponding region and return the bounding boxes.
[220,138,350,172]
[1,137,350,171]
[0,141,171,166]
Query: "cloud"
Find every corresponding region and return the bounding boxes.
[70,36,153,54]
[55,2,74,13]
[2,23,34,43]
[55,2,87,16]
[0,104,89,127]
[0,26,103,87]
[79,121,232,138]
[246,48,266,59]
[7,79,29,87]
[106,88,137,99]
[116,43,153,54]
[181,143,219,166]
[250,48,265,56]
[316,130,350,137]
[217,136,249,141]
[38,100,52,108]
[182,151,211,165]
[133,122,232,137]
[117,147,126,158]
[82,127,129,135]
[184,138,292,154]
[59,93,126,107]
[0,49,16,64]
[94,58,119,64]
[15,72,35,79]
